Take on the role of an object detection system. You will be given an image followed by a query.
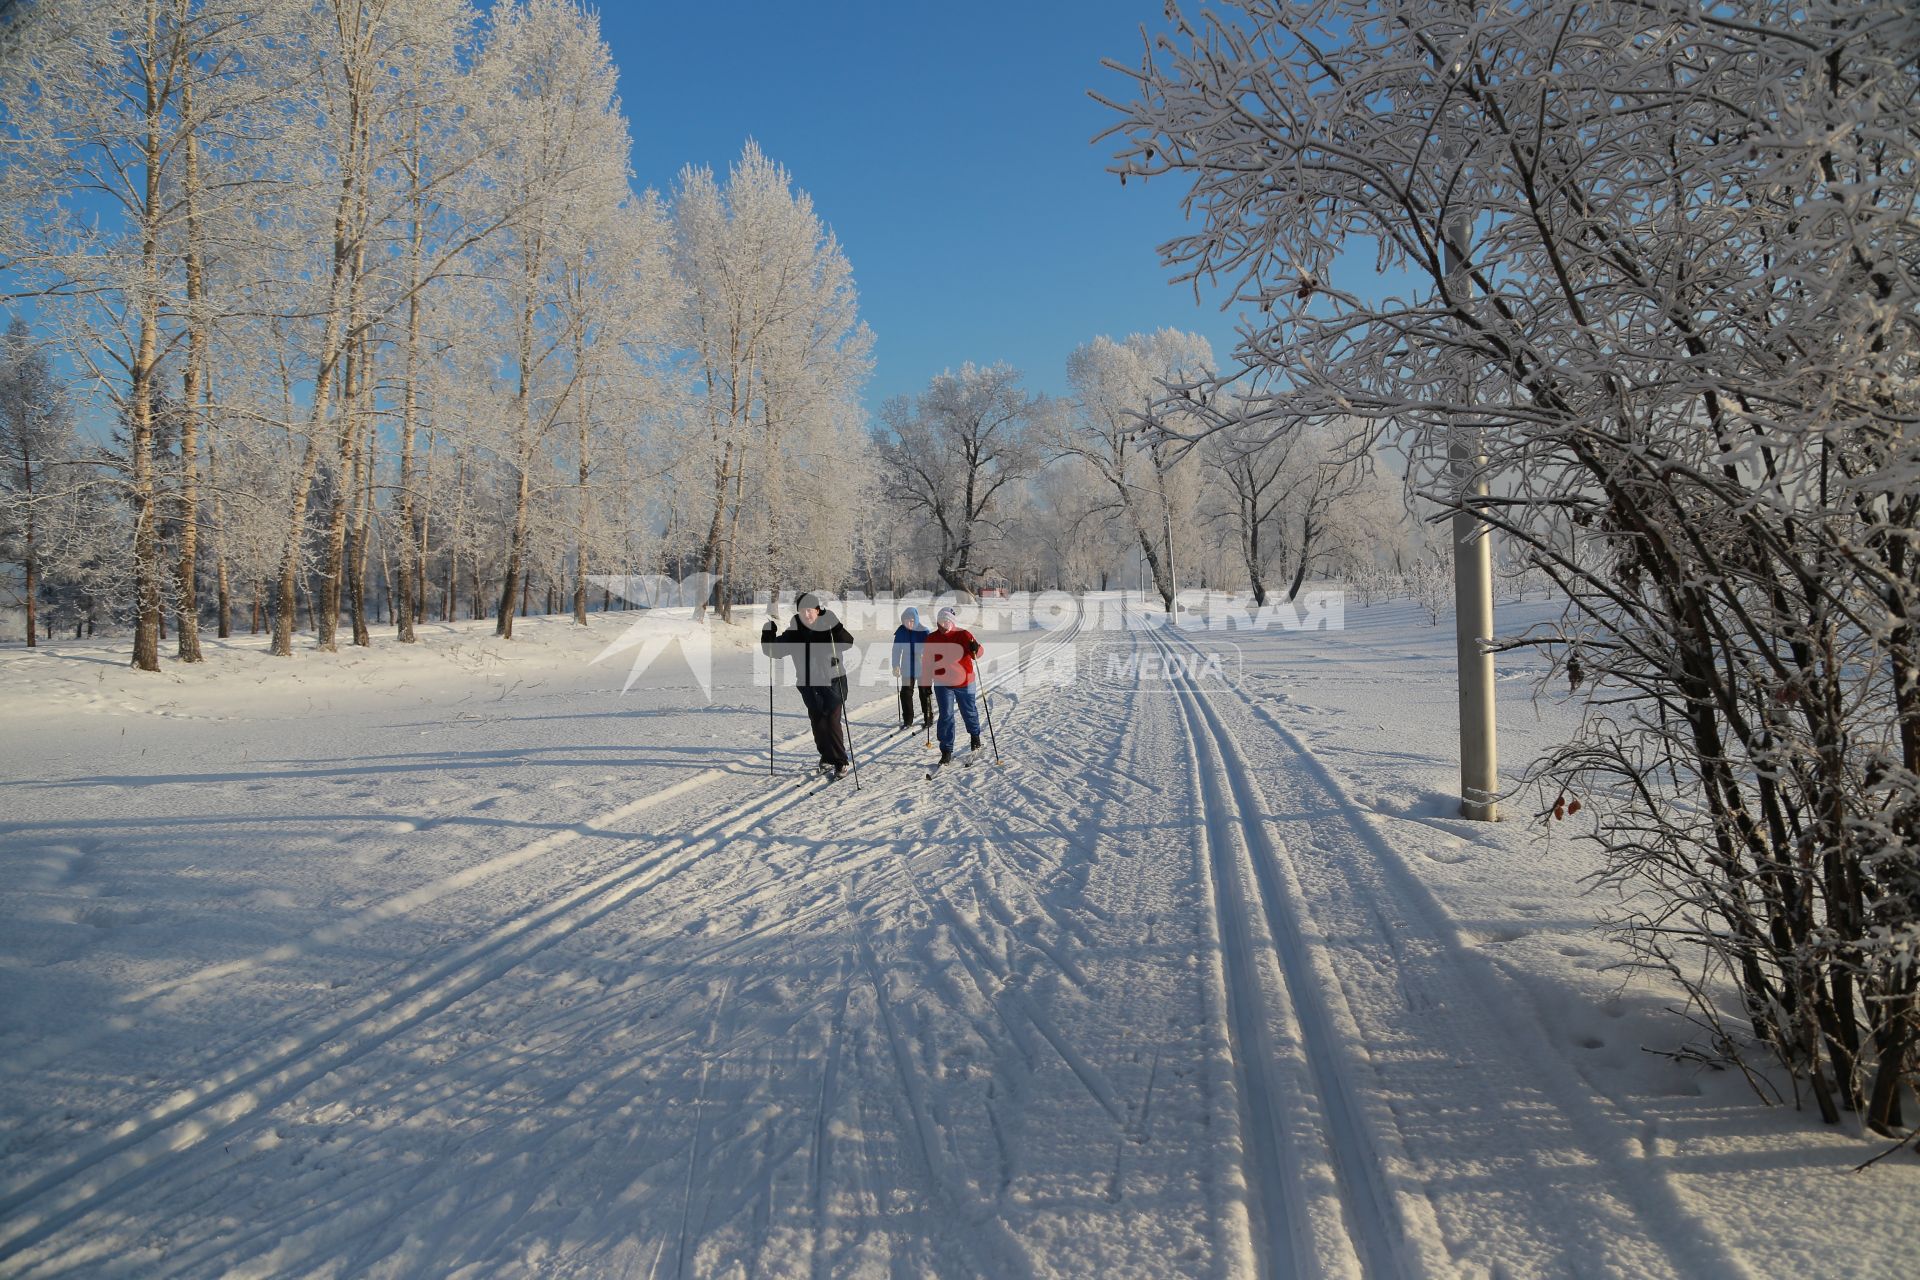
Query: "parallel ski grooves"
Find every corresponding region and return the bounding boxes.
[1147,621,1402,1280]
[0,613,1085,1268]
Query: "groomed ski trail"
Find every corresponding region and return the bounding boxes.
[0,615,1086,1275]
[1144,619,1392,1280]
[0,606,1787,1278]
[1145,615,1749,1280]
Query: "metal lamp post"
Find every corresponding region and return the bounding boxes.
[1445,214,1499,821]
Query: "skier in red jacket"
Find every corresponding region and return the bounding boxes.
[922,606,984,763]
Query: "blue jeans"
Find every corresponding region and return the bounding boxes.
[935,682,982,753]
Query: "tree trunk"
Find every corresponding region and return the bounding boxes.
[173,77,208,663]
[22,542,35,649]
[377,513,393,627]
[272,13,377,658]
[272,262,354,655]
[1245,500,1269,606]
[128,31,166,673]
[573,377,590,624]
[693,443,733,622]
[1133,526,1174,614]
[318,297,366,651]
[348,412,373,647]
[1285,515,1316,602]
[496,269,539,640]
[393,107,425,643]
[496,458,530,638]
[208,423,231,638]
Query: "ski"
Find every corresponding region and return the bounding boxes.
[803,770,850,799]
[925,753,986,781]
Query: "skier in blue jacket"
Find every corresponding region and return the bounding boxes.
[891,606,934,730]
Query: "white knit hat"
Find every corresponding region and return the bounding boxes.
[936,606,959,627]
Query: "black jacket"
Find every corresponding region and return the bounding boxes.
[762,609,854,688]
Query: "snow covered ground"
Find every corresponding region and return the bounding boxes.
[0,596,1912,1278]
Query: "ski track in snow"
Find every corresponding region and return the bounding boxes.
[0,602,1910,1277]
[1153,624,1759,1279]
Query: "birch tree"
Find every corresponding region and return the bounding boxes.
[0,1,878,660]
[672,142,872,620]
[0,317,79,644]
[476,0,631,640]
[562,192,675,625]
[0,0,282,668]
[262,0,506,656]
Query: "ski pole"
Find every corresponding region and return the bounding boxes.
[767,595,778,778]
[842,702,861,792]
[981,679,1000,764]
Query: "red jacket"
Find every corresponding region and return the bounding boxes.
[922,625,981,687]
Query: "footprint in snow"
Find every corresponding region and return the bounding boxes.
[1471,925,1530,946]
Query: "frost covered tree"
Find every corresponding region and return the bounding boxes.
[260,0,515,656]
[874,362,1041,595]
[0,0,288,667]
[382,3,493,644]
[0,1,869,659]
[1104,0,1920,1134]
[671,142,872,621]
[474,0,634,640]
[1051,330,1211,613]
[562,194,676,625]
[0,317,80,644]
[1028,456,1130,593]
[1198,403,1387,605]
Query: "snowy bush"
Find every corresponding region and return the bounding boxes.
[1105,0,1920,1136]
[1349,565,1392,609]
[1408,553,1450,627]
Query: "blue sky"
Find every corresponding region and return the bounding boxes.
[600,1,1254,410]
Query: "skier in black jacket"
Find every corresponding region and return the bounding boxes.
[761,592,856,778]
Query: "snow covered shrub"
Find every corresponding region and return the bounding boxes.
[1350,565,1391,609]
[1496,558,1551,605]
[1105,0,1920,1135]
[1408,552,1450,627]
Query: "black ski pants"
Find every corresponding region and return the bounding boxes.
[898,679,933,727]
[800,678,850,768]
